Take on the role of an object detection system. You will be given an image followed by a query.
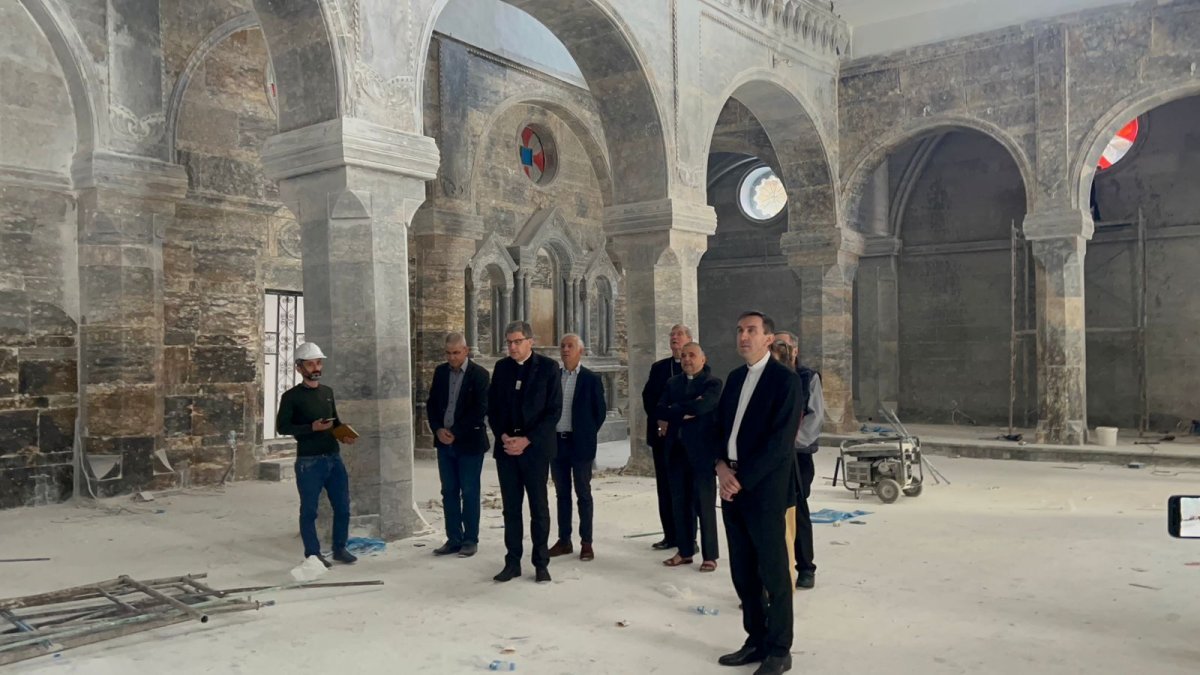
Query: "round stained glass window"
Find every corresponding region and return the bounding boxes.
[738,166,787,222]
[1098,118,1139,171]
[518,125,556,185]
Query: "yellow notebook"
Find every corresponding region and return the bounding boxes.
[332,424,359,442]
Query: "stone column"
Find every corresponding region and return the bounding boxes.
[855,238,901,418]
[262,118,438,540]
[782,228,865,433]
[607,199,716,474]
[410,208,484,449]
[73,152,188,496]
[512,271,525,322]
[465,283,479,356]
[521,274,531,326]
[498,287,512,346]
[1025,209,1092,445]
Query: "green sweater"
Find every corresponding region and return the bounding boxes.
[276,383,341,456]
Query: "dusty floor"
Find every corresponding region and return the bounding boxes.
[3,447,1199,674]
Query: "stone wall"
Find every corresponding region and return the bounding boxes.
[0,0,79,508]
[163,26,299,482]
[1086,95,1200,430]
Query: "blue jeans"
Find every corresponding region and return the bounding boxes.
[436,442,486,546]
[295,453,350,557]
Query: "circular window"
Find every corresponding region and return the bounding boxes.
[1098,118,1139,171]
[518,125,557,185]
[738,166,787,222]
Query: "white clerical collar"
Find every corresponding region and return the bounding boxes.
[516,355,530,366]
[747,351,771,373]
[686,374,695,380]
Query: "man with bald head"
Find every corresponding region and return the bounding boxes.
[641,323,692,551]
[656,341,723,571]
[548,334,607,561]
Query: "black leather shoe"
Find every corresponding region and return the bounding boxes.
[753,655,792,675]
[457,544,478,558]
[535,566,551,583]
[433,542,461,556]
[332,549,357,565]
[718,645,765,667]
[493,565,522,582]
[796,572,815,589]
[651,539,674,550]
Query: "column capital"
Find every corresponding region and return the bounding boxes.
[860,236,902,259]
[411,206,486,239]
[1022,207,1094,242]
[72,150,189,201]
[780,227,865,268]
[261,117,440,182]
[603,198,716,238]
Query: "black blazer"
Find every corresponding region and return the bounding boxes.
[558,365,607,461]
[717,356,802,511]
[655,367,723,474]
[641,357,683,444]
[425,359,491,454]
[487,351,563,461]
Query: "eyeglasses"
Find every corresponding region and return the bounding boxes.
[504,338,530,347]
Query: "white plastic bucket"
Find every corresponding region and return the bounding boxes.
[1093,426,1118,447]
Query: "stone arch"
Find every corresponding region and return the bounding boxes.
[511,207,585,277]
[841,116,1037,231]
[583,249,620,356]
[704,71,838,231]
[1072,79,1200,215]
[467,93,613,206]
[165,12,261,160]
[465,233,518,356]
[249,0,341,132]
[422,0,669,205]
[467,233,518,291]
[17,0,98,158]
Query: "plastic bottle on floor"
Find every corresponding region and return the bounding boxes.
[488,661,516,671]
[695,606,719,616]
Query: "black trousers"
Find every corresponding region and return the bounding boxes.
[794,450,817,574]
[651,437,676,545]
[495,451,551,569]
[552,435,594,543]
[723,496,793,657]
[667,444,719,561]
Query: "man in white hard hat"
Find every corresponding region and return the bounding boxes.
[276,342,358,567]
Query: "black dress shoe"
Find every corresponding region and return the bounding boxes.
[718,644,765,667]
[332,549,358,565]
[796,572,815,589]
[651,539,674,550]
[433,542,462,556]
[457,543,478,558]
[493,565,522,582]
[753,655,792,675]
[534,567,551,583]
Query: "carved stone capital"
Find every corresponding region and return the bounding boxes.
[780,227,865,268]
[1022,208,1094,242]
[603,199,717,239]
[72,150,188,201]
[261,117,440,182]
[411,207,486,239]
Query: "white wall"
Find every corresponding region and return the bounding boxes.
[435,0,584,84]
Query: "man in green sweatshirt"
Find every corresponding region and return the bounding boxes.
[276,342,358,567]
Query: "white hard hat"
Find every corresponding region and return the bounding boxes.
[294,342,327,362]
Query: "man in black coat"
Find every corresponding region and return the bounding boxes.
[425,332,491,559]
[640,323,692,550]
[547,334,607,562]
[487,321,563,584]
[656,341,722,571]
[714,312,802,675]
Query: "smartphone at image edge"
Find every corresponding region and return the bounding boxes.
[1167,495,1200,538]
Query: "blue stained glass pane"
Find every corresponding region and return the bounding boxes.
[520,147,534,165]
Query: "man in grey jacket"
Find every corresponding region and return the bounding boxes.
[777,330,825,590]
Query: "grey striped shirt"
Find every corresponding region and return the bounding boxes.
[556,367,579,432]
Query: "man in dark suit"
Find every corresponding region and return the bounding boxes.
[715,311,802,675]
[425,332,491,559]
[548,334,607,562]
[641,323,692,550]
[656,341,722,571]
[487,321,562,584]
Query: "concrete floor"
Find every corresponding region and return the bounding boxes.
[2,448,1199,674]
